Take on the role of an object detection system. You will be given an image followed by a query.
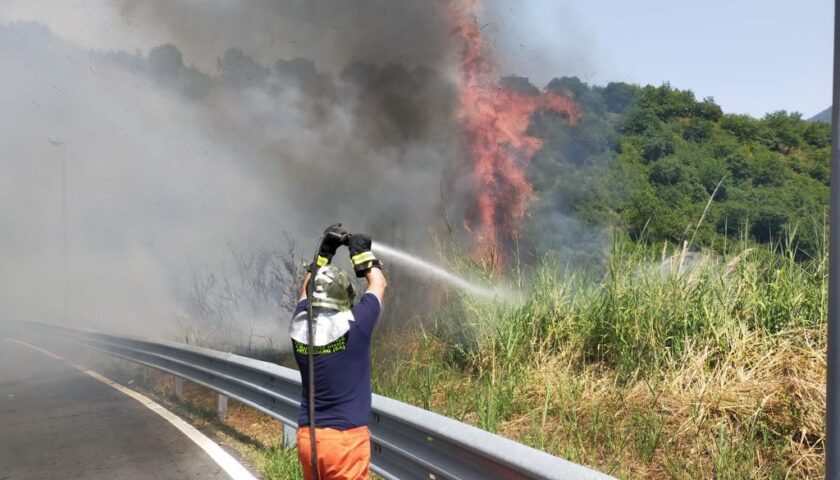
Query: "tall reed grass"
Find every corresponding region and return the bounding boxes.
[373,234,826,478]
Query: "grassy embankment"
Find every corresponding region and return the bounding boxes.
[372,234,826,479]
[127,232,825,479]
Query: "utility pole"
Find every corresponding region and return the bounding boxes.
[62,143,67,324]
[49,138,68,324]
[828,0,840,477]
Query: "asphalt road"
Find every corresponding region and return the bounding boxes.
[0,338,236,480]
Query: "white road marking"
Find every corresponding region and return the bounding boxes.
[7,338,64,360]
[5,338,258,480]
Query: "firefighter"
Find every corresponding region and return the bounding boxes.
[289,225,386,480]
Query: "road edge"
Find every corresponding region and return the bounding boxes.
[5,338,258,480]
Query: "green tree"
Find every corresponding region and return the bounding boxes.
[602,82,639,114]
[763,111,804,153]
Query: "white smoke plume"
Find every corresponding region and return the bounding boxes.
[0,1,465,344]
[0,1,594,346]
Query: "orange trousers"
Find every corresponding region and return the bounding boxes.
[297,426,371,480]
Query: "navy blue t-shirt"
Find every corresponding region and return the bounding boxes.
[292,292,381,430]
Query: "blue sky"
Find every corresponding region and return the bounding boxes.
[489,0,833,118]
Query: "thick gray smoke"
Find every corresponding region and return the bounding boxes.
[0,0,466,346]
[115,0,454,73]
[0,23,300,340]
[100,0,464,239]
[0,1,596,348]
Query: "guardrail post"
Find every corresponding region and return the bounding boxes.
[283,423,297,448]
[217,394,228,419]
[174,376,184,400]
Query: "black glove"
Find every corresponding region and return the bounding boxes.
[309,224,349,273]
[348,233,382,277]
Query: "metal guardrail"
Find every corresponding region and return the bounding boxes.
[22,321,615,480]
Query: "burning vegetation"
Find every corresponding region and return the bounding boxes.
[448,0,577,268]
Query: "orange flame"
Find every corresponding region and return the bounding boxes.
[448,0,576,267]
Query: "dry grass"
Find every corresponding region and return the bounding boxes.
[375,327,825,479]
[373,238,827,479]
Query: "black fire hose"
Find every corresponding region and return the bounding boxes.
[305,234,325,480]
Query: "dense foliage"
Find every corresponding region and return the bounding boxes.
[524,78,830,259]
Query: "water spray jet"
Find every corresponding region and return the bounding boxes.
[371,242,520,302]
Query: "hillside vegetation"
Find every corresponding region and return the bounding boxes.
[809,107,831,123]
[523,78,830,262]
